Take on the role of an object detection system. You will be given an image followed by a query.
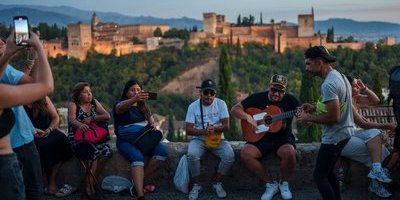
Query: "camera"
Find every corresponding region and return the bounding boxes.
[13,16,30,46]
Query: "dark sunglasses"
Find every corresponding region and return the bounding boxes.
[270,87,285,94]
[202,89,216,96]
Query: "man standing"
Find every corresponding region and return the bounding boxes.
[297,46,354,200]
[185,79,235,200]
[231,74,300,200]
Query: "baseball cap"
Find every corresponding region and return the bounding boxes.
[197,79,217,91]
[304,45,336,63]
[270,74,287,89]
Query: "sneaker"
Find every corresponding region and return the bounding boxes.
[368,167,392,183]
[54,184,76,197]
[279,181,293,200]
[212,182,227,198]
[368,179,392,198]
[261,181,279,200]
[188,184,202,200]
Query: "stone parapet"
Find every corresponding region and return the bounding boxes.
[58,141,373,190]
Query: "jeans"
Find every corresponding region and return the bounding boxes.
[13,141,43,200]
[314,138,349,200]
[187,139,235,177]
[0,152,25,200]
[116,138,167,167]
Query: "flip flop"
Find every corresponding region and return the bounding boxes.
[143,184,156,194]
[55,184,76,197]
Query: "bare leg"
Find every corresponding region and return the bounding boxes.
[276,144,296,181]
[48,163,62,193]
[240,144,272,183]
[131,166,144,197]
[367,136,382,163]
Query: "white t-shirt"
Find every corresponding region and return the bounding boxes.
[185,98,229,140]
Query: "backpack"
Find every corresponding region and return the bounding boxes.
[388,66,400,149]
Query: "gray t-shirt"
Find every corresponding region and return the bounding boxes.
[320,70,354,144]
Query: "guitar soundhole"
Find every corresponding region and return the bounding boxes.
[264,116,272,124]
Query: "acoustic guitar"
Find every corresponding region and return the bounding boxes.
[241,105,298,142]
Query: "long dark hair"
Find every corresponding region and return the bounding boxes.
[31,98,48,120]
[120,79,151,121]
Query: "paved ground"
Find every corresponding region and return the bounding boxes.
[44,184,399,200]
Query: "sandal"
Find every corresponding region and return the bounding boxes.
[143,184,156,194]
[55,184,76,197]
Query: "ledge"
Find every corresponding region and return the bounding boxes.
[58,141,374,190]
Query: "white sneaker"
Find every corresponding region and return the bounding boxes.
[188,184,202,200]
[368,179,392,198]
[212,182,227,198]
[261,181,279,200]
[279,181,293,200]
[368,167,392,183]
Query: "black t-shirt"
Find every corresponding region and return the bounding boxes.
[113,100,146,130]
[0,108,15,138]
[241,91,300,138]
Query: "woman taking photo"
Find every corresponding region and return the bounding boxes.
[113,80,167,200]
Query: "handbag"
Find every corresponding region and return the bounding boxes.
[200,100,222,149]
[74,122,109,144]
[130,125,163,156]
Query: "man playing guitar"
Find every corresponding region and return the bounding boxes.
[231,74,300,200]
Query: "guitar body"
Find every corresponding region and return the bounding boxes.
[241,106,284,142]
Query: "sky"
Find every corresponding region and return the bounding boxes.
[1,0,399,24]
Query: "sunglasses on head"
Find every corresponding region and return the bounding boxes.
[270,87,285,94]
[202,89,216,96]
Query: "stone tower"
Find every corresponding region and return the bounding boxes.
[297,8,314,37]
[67,23,92,61]
[203,13,217,34]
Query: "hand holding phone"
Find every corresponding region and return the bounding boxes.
[13,16,30,46]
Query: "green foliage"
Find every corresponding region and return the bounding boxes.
[297,72,321,142]
[131,36,143,44]
[218,47,241,140]
[153,27,162,37]
[163,28,189,40]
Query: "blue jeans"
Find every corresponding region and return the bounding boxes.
[314,138,349,200]
[13,141,44,200]
[187,139,235,177]
[116,137,167,166]
[0,152,25,200]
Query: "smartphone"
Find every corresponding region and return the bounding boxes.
[147,92,158,100]
[13,16,30,46]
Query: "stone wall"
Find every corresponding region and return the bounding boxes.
[58,141,375,190]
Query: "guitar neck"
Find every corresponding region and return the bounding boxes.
[270,110,296,123]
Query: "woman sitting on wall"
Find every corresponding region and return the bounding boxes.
[24,97,75,197]
[113,80,167,200]
[67,82,111,198]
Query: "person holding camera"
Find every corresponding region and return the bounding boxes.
[185,79,235,200]
[0,30,54,200]
[113,79,167,200]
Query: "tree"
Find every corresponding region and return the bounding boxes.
[372,72,384,103]
[260,12,263,25]
[153,27,162,37]
[297,72,321,142]
[167,113,176,141]
[218,46,241,140]
[237,14,242,26]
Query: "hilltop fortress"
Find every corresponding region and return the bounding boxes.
[189,9,374,52]
[42,9,395,60]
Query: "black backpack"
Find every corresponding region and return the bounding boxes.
[388,66,400,149]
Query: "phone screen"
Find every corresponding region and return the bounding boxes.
[14,16,29,46]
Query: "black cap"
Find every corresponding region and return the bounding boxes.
[305,46,336,63]
[197,79,217,91]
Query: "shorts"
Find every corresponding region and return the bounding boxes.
[248,134,296,157]
[341,128,390,167]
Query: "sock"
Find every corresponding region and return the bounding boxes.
[372,162,382,170]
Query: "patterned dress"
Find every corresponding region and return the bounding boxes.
[68,99,111,160]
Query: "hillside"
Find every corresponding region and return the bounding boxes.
[161,58,219,98]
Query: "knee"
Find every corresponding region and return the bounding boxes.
[240,148,257,162]
[187,151,201,162]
